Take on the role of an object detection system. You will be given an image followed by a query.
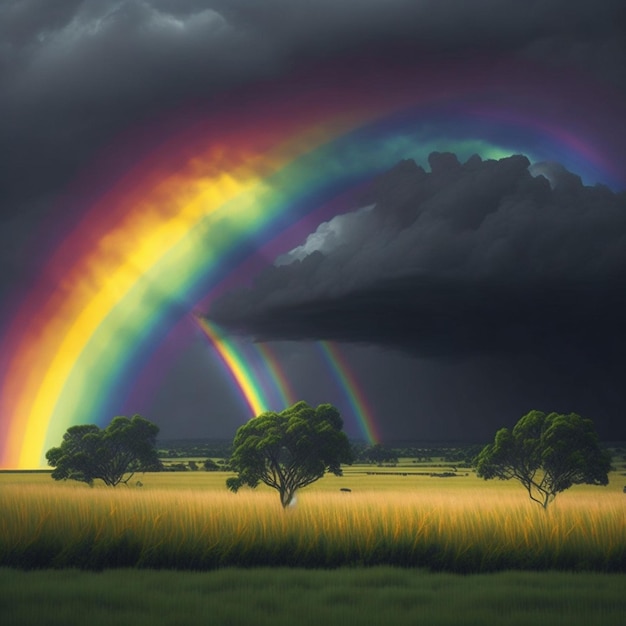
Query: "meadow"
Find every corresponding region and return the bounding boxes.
[1,464,625,625]
[2,566,625,626]
[1,464,624,572]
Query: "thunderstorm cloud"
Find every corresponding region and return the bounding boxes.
[209,153,626,355]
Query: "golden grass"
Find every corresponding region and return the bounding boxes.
[1,471,624,571]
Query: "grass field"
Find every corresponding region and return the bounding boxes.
[1,466,624,572]
[1,467,624,625]
[1,566,625,626]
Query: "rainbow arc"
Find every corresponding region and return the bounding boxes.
[0,56,623,467]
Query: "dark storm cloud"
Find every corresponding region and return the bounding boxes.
[0,0,260,210]
[210,0,626,49]
[2,0,625,215]
[208,153,626,366]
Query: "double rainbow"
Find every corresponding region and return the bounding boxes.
[0,57,623,467]
[194,318,377,442]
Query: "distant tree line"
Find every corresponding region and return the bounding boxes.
[157,440,233,459]
[165,459,230,472]
[351,443,484,466]
[158,439,493,468]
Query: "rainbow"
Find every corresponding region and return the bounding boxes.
[318,342,380,444]
[251,343,298,410]
[0,56,624,467]
[195,315,378,442]
[194,316,298,414]
[194,317,268,417]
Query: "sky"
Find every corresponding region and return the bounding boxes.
[1,1,625,466]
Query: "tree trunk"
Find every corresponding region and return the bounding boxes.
[280,487,296,508]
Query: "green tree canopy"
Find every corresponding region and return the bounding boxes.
[45,415,161,486]
[226,401,354,507]
[475,410,613,508]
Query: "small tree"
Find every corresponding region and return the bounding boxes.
[226,401,354,508]
[45,415,161,486]
[475,410,612,508]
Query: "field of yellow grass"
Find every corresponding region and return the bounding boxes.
[1,468,624,571]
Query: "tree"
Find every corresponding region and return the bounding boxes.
[475,410,613,509]
[226,401,354,507]
[45,415,161,486]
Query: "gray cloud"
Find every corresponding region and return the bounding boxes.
[2,0,625,215]
[0,1,262,210]
[208,153,626,361]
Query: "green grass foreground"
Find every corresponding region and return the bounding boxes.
[1,566,625,626]
[1,470,624,572]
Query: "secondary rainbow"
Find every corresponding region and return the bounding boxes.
[194,316,299,415]
[251,343,298,410]
[317,342,380,444]
[0,56,624,467]
[195,317,378,440]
